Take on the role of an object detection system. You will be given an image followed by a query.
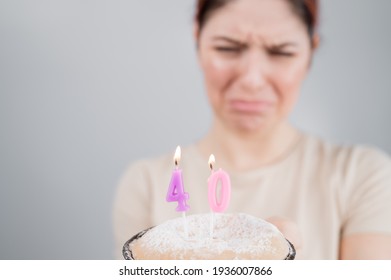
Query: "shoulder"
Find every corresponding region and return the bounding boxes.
[299,134,391,206]
[300,133,391,172]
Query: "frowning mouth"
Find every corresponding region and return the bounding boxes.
[229,100,274,113]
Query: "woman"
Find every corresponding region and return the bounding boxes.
[113,0,391,259]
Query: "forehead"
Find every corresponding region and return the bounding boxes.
[200,0,307,43]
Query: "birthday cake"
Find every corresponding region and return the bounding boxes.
[123,213,295,260]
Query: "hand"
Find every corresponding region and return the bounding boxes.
[266,216,303,259]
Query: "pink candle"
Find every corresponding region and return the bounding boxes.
[207,154,231,212]
[166,146,190,212]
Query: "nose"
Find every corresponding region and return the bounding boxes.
[239,51,268,92]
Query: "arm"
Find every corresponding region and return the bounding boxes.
[341,147,391,260]
[113,161,151,259]
[340,233,391,259]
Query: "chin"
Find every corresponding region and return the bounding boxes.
[229,115,272,134]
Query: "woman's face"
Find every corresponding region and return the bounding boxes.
[197,0,313,133]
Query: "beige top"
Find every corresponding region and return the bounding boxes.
[113,133,391,259]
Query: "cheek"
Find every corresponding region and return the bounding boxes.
[201,55,236,102]
[275,59,309,111]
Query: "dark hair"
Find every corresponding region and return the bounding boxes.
[195,0,319,39]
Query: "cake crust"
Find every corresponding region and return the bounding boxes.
[127,213,293,260]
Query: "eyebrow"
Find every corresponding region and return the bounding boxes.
[212,36,298,48]
[268,42,298,49]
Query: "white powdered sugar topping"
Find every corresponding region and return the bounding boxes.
[135,213,287,259]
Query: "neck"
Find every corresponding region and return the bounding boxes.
[197,119,300,172]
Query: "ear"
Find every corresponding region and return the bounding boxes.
[311,33,320,50]
[193,22,200,40]
[193,22,200,48]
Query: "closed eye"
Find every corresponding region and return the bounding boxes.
[215,46,242,53]
[268,49,295,57]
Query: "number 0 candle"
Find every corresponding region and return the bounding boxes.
[207,154,231,212]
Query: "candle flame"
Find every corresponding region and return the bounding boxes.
[208,154,215,170]
[174,146,181,166]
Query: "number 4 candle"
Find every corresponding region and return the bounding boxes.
[166,146,190,237]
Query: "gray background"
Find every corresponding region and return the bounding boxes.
[0,0,390,259]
